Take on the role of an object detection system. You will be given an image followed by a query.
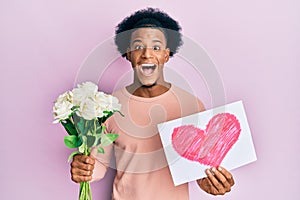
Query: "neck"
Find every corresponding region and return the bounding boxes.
[126,82,171,98]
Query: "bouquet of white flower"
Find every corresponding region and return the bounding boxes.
[53,82,122,200]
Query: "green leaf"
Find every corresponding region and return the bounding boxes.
[95,134,101,146]
[72,105,79,112]
[85,120,95,132]
[61,119,78,135]
[67,150,80,162]
[73,114,87,135]
[98,111,113,124]
[97,147,105,154]
[98,110,124,124]
[96,125,104,134]
[96,125,106,135]
[96,127,102,134]
[78,143,85,153]
[114,110,124,117]
[86,135,96,148]
[93,119,102,134]
[101,133,119,146]
[101,125,106,133]
[64,135,82,148]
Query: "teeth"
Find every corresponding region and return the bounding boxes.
[140,63,156,76]
[141,64,155,67]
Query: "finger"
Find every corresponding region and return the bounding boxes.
[202,172,219,195]
[206,168,228,195]
[212,167,231,191]
[71,159,95,171]
[71,167,93,177]
[218,166,235,186]
[71,173,92,183]
[73,154,95,165]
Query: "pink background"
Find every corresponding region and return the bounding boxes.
[1,0,299,199]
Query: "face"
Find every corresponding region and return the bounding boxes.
[126,28,170,87]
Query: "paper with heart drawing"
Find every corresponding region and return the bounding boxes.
[157,101,257,186]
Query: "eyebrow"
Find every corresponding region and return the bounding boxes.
[131,39,142,44]
[152,40,163,44]
[131,39,163,45]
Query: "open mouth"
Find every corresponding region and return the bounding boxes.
[140,63,157,76]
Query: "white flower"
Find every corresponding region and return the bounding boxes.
[54,81,121,121]
[72,82,98,106]
[56,90,73,104]
[95,92,121,116]
[76,98,98,120]
[53,91,74,123]
[104,94,121,112]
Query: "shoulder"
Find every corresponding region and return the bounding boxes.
[111,87,125,97]
[170,85,205,112]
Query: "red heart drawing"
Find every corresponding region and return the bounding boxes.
[171,113,241,167]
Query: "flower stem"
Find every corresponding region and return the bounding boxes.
[79,146,92,200]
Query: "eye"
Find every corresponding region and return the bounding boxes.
[153,46,160,51]
[134,45,143,50]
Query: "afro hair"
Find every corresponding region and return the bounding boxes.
[115,7,183,57]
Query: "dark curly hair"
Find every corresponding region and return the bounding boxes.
[115,8,183,57]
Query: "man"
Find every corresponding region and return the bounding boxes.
[71,8,234,199]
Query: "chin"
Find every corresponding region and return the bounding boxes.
[139,79,157,87]
[142,82,156,87]
[138,77,156,86]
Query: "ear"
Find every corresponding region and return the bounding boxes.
[126,48,131,62]
[164,48,170,63]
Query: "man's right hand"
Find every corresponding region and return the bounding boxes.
[70,154,95,183]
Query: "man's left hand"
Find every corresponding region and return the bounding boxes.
[197,166,234,196]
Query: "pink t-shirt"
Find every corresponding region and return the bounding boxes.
[91,85,205,200]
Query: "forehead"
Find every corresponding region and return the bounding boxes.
[130,28,167,43]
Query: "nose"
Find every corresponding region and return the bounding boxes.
[142,47,153,58]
